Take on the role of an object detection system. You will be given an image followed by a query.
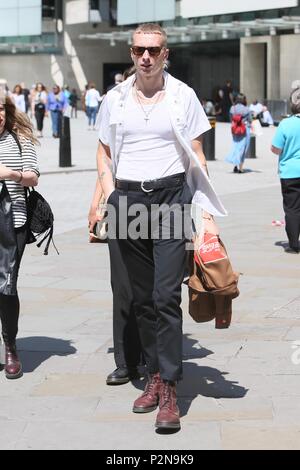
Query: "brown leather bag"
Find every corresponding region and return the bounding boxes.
[187,235,239,329]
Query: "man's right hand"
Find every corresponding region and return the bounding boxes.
[88,207,100,234]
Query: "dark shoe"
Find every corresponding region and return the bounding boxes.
[5,344,23,380]
[106,366,139,385]
[238,169,244,174]
[133,373,161,413]
[233,166,238,173]
[155,381,181,430]
[284,247,299,254]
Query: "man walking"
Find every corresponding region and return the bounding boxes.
[97,23,226,431]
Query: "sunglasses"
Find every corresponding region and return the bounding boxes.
[131,46,164,57]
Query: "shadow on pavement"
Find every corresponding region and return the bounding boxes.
[16,337,77,373]
[131,333,248,419]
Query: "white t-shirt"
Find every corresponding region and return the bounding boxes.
[99,87,208,181]
[85,88,101,108]
[116,90,185,180]
[249,102,264,116]
[12,94,26,113]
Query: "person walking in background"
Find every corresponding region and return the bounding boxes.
[20,83,30,114]
[88,179,144,384]
[69,88,79,118]
[220,80,234,122]
[31,83,47,138]
[12,85,26,113]
[85,82,101,130]
[97,23,226,431]
[107,73,124,92]
[0,91,39,379]
[271,87,300,254]
[225,93,251,174]
[47,85,68,138]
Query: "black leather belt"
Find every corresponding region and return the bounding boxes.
[115,173,185,193]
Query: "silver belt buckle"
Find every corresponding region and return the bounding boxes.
[141,181,154,193]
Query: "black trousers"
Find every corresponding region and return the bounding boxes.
[108,238,143,368]
[281,178,300,250]
[35,105,45,132]
[0,224,27,346]
[108,180,192,382]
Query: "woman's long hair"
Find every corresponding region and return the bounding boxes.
[3,95,38,144]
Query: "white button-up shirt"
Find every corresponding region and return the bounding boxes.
[98,72,227,217]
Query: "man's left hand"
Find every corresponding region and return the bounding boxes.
[203,217,219,235]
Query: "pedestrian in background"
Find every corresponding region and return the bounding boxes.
[0,92,39,379]
[20,82,30,114]
[271,87,300,254]
[12,85,26,113]
[107,73,124,92]
[85,82,101,130]
[220,80,234,122]
[31,83,47,138]
[69,88,79,118]
[225,93,251,174]
[47,85,68,138]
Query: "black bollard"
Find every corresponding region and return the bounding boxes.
[203,116,216,161]
[246,135,256,159]
[59,116,72,167]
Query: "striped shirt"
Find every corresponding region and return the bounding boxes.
[0,131,39,228]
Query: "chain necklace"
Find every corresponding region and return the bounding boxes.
[134,76,167,124]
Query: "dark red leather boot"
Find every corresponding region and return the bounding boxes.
[155,381,181,430]
[133,373,161,413]
[5,344,23,380]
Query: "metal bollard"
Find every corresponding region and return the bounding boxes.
[246,135,256,159]
[59,116,72,167]
[203,116,216,161]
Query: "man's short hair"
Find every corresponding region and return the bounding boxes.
[133,23,168,47]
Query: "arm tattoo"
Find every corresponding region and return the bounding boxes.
[98,171,106,182]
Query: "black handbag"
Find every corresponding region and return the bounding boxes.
[26,188,58,256]
[10,131,58,256]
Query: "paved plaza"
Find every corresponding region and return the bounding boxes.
[1,114,300,450]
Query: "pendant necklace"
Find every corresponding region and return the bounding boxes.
[134,77,167,124]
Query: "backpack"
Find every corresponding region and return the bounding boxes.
[10,131,58,256]
[231,113,246,136]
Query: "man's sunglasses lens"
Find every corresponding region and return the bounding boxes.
[132,47,162,57]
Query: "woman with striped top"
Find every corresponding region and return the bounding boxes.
[0,92,39,379]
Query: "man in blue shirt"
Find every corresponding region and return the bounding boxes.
[47,85,68,138]
[271,87,300,253]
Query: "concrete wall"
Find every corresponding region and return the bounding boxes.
[0,23,131,94]
[240,35,280,103]
[280,34,300,99]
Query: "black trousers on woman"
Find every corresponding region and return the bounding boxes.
[0,225,27,346]
[35,105,45,132]
[281,178,300,250]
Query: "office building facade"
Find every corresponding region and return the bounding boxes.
[0,0,299,102]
